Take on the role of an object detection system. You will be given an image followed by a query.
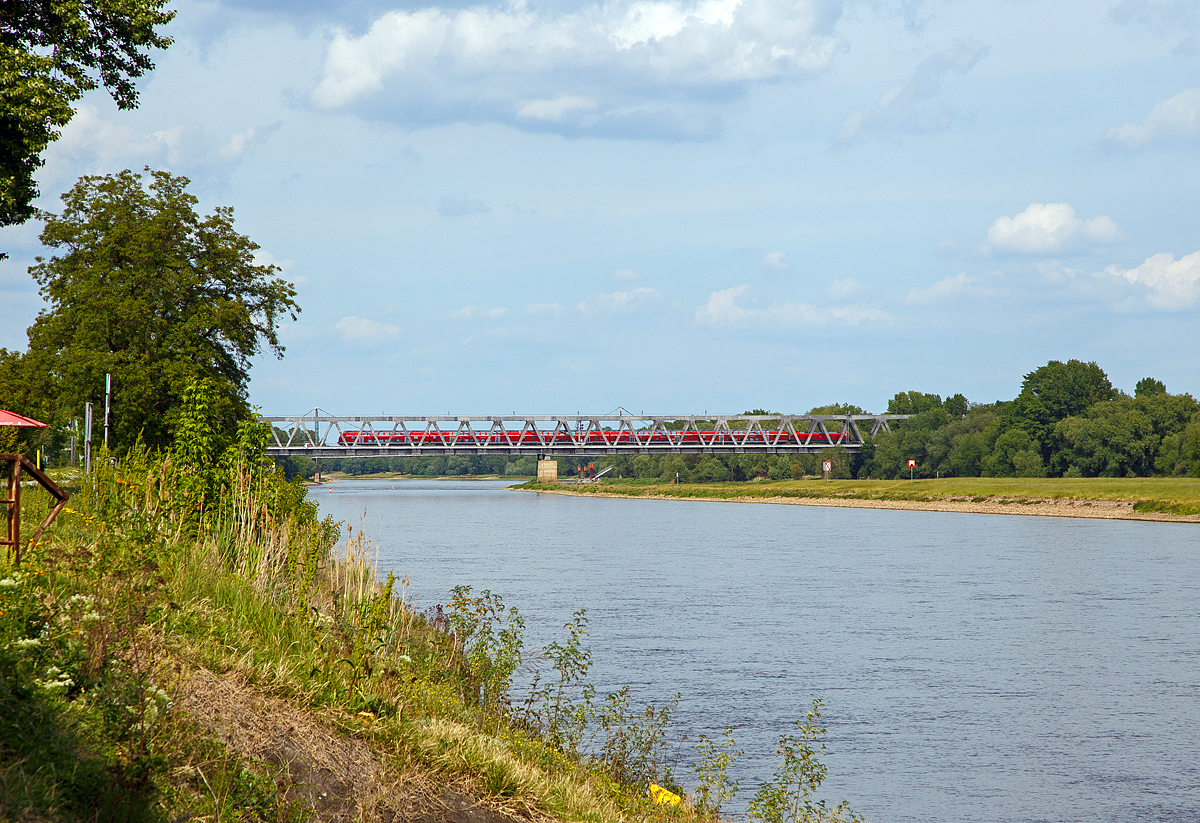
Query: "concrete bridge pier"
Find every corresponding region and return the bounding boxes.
[536,455,558,483]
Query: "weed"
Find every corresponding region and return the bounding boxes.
[694,727,742,817]
[747,700,862,823]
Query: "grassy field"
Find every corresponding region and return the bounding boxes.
[521,477,1200,515]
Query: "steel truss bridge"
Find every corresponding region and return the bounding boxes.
[263,412,909,458]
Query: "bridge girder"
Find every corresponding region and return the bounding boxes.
[261,413,909,458]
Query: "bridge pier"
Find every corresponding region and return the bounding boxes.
[536,457,558,483]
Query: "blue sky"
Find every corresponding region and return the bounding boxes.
[2,0,1198,416]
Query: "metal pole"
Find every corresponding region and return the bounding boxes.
[104,373,111,449]
[84,403,92,473]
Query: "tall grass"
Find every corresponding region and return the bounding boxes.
[4,428,865,822]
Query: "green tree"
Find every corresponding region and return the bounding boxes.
[807,403,867,415]
[1,1,174,246]
[1135,377,1167,398]
[1054,397,1159,477]
[943,393,969,418]
[886,391,943,415]
[982,427,1038,477]
[23,169,299,450]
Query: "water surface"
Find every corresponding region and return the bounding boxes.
[319,479,1200,823]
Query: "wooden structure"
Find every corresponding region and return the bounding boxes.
[2,455,69,566]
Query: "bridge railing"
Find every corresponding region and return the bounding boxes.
[261,412,910,457]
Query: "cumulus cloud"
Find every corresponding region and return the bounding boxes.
[336,316,402,343]
[518,96,598,121]
[904,272,1005,304]
[438,192,490,216]
[42,105,278,188]
[577,286,661,314]
[449,304,509,319]
[614,268,640,281]
[251,249,296,274]
[1104,88,1200,150]
[761,251,790,270]
[835,40,989,146]
[218,123,282,159]
[825,277,864,300]
[1103,251,1200,310]
[310,0,842,139]
[984,203,1121,254]
[694,284,889,327]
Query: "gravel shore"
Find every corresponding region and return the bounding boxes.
[529,488,1200,523]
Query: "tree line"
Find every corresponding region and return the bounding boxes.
[278,361,1200,482]
[866,360,1199,479]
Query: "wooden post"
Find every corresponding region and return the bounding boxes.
[1,454,69,567]
[3,456,19,564]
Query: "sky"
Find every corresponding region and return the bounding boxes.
[1,0,1198,417]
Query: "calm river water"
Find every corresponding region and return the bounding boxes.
[317,479,1200,823]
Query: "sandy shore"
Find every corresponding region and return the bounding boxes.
[527,487,1200,523]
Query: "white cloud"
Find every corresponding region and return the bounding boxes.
[694,284,890,327]
[904,272,1005,305]
[1105,88,1200,150]
[449,305,509,319]
[1103,251,1200,310]
[42,104,278,188]
[761,251,790,269]
[577,286,661,314]
[518,96,598,121]
[985,203,1121,254]
[614,268,640,281]
[526,302,565,315]
[825,277,864,300]
[336,316,402,343]
[438,192,490,217]
[835,40,989,146]
[310,0,842,138]
[218,123,280,160]
[251,249,296,274]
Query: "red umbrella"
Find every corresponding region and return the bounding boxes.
[0,410,48,427]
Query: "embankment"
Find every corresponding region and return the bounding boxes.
[519,478,1200,523]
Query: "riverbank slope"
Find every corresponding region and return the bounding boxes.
[517,478,1200,522]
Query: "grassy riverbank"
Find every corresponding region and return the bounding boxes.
[518,477,1200,519]
[1,450,692,822]
[4,443,867,822]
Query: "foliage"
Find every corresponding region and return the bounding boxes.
[862,360,1197,479]
[886,391,944,416]
[448,586,526,710]
[747,700,862,823]
[22,169,299,451]
[0,0,173,242]
[694,726,742,816]
[595,688,680,788]
[517,609,595,753]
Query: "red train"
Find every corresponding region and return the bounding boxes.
[335,428,849,447]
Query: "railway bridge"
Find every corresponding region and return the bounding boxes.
[262,411,908,459]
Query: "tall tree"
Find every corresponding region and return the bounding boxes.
[0,0,173,250]
[25,169,299,450]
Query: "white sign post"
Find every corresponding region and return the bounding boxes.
[823,460,832,481]
[908,458,916,482]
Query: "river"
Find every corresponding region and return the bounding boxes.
[317,478,1200,823]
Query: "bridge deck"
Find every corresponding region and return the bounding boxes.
[263,413,908,458]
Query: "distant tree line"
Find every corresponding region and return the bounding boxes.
[273,360,1200,482]
[865,360,1199,479]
